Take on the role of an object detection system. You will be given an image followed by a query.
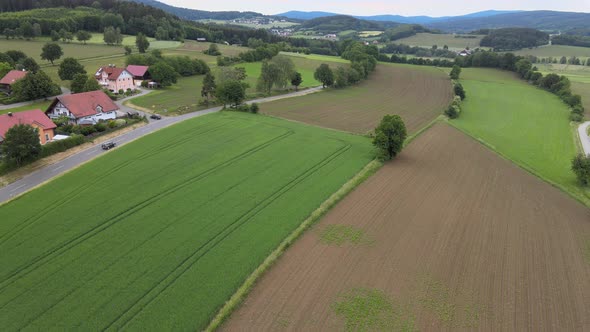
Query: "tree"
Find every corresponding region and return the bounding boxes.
[135,33,150,53]
[6,50,26,63]
[155,27,169,40]
[58,57,86,80]
[76,30,92,44]
[1,124,41,166]
[20,21,34,40]
[560,56,567,64]
[201,72,216,103]
[256,60,280,95]
[11,71,61,102]
[40,42,63,65]
[83,76,101,92]
[59,29,73,43]
[32,23,41,39]
[71,73,88,93]
[449,65,462,79]
[124,46,133,55]
[3,28,15,40]
[204,43,221,56]
[314,64,334,88]
[269,55,295,90]
[0,62,12,79]
[454,83,466,100]
[515,59,532,78]
[216,80,247,108]
[373,114,407,161]
[291,72,302,91]
[103,26,122,45]
[50,30,60,42]
[20,57,40,73]
[572,154,590,186]
[150,62,178,87]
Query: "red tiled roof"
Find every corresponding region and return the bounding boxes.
[0,70,27,85]
[126,65,149,77]
[0,109,56,140]
[52,90,119,118]
[95,66,129,81]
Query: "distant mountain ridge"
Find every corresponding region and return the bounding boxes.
[276,10,521,24]
[129,0,281,21]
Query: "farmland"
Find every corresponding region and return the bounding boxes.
[395,33,484,50]
[0,101,52,115]
[222,124,590,331]
[0,112,373,331]
[512,45,590,60]
[263,63,453,134]
[452,68,589,204]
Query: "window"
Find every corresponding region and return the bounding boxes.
[45,133,49,142]
[96,105,103,113]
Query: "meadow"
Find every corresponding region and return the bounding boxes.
[0,112,373,331]
[395,33,484,50]
[452,68,590,204]
[512,45,590,60]
[0,101,52,115]
[263,63,452,134]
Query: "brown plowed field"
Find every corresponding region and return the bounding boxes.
[222,124,590,331]
[264,64,453,134]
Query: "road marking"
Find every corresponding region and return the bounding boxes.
[10,184,26,193]
[52,165,64,172]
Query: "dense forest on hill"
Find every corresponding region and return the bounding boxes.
[382,24,434,41]
[480,28,549,51]
[129,0,270,21]
[299,15,398,33]
[552,35,590,48]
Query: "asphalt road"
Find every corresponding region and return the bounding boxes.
[0,86,323,204]
[578,121,590,157]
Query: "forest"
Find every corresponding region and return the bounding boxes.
[480,28,549,51]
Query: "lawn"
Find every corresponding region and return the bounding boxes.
[0,112,373,331]
[451,68,589,204]
[395,33,484,50]
[0,101,52,115]
[0,39,125,64]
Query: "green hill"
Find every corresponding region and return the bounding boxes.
[299,15,398,33]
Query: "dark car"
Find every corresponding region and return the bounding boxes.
[101,142,116,150]
[150,114,162,120]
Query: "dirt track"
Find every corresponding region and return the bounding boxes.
[222,124,590,331]
[264,64,453,134]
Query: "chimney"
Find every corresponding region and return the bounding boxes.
[8,112,13,117]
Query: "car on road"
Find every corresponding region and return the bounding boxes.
[101,142,116,150]
[150,114,162,120]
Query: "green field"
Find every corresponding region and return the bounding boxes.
[0,112,373,331]
[534,63,590,111]
[0,101,52,115]
[395,33,484,50]
[512,45,590,60]
[452,68,589,204]
[1,39,125,64]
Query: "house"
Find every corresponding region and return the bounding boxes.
[0,70,27,94]
[458,49,472,57]
[126,65,150,86]
[94,65,135,93]
[196,38,207,42]
[45,90,119,125]
[0,109,56,145]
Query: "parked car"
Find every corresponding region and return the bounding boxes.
[101,142,116,150]
[150,114,162,120]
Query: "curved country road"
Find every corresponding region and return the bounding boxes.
[0,86,323,204]
[578,121,590,157]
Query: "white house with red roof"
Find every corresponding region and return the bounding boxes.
[0,110,56,145]
[0,70,28,94]
[95,65,134,93]
[45,90,119,125]
[126,65,151,86]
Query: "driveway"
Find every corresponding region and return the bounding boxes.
[578,121,590,156]
[0,87,71,111]
[0,86,324,203]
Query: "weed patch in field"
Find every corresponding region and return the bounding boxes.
[319,224,372,246]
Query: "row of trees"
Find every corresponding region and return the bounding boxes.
[2,21,42,40]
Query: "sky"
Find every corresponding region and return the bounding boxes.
[159,0,590,16]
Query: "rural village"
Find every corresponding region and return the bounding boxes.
[0,0,590,331]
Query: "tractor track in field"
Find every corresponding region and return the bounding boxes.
[0,130,295,292]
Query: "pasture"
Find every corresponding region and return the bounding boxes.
[222,123,590,331]
[395,33,484,50]
[512,45,590,60]
[0,101,52,115]
[452,68,589,204]
[0,112,373,331]
[263,63,453,134]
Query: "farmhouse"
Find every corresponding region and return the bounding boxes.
[126,65,151,86]
[45,90,119,125]
[458,49,472,56]
[0,70,27,94]
[95,65,134,93]
[0,109,56,145]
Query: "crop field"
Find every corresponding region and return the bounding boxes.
[222,124,590,331]
[264,63,453,134]
[0,112,372,331]
[512,45,590,59]
[395,33,484,50]
[359,31,384,38]
[452,68,590,204]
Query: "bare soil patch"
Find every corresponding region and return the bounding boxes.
[222,124,590,331]
[263,64,453,134]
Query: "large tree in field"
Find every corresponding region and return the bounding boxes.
[58,57,86,80]
[291,72,302,91]
[11,71,61,102]
[201,72,216,103]
[314,64,334,88]
[150,62,178,87]
[572,154,590,186]
[76,30,92,44]
[2,124,41,166]
[40,42,63,65]
[256,60,280,95]
[136,32,150,53]
[103,26,122,45]
[216,80,247,108]
[373,115,407,161]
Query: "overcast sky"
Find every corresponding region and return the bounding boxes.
[159,0,590,16]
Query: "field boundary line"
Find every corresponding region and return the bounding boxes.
[446,120,590,208]
[205,159,383,332]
